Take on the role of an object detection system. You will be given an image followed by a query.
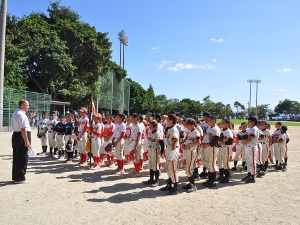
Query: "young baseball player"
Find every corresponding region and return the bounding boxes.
[54,115,66,161]
[182,118,201,193]
[138,115,146,170]
[199,112,211,178]
[37,111,49,154]
[45,112,58,158]
[144,120,164,187]
[271,122,282,166]
[193,120,203,180]
[160,114,180,195]
[130,113,143,177]
[90,113,103,169]
[274,125,288,171]
[201,114,220,187]
[229,123,237,160]
[112,113,126,174]
[241,116,260,183]
[77,107,89,166]
[101,114,115,167]
[64,113,75,163]
[258,120,272,173]
[216,118,233,183]
[124,117,132,164]
[232,122,248,171]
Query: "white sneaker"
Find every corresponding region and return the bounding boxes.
[109,163,115,168]
[14,180,29,184]
[52,155,59,159]
[91,164,100,170]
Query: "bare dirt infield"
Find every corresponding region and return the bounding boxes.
[0,126,299,225]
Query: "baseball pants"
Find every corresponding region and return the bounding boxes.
[202,146,216,173]
[56,134,65,151]
[91,137,101,157]
[114,140,124,161]
[148,147,160,171]
[183,148,196,177]
[166,147,179,183]
[77,133,87,154]
[234,143,245,162]
[245,145,258,175]
[217,146,230,170]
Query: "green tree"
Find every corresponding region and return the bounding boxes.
[129,79,146,113]
[233,101,245,114]
[274,99,300,116]
[142,84,157,113]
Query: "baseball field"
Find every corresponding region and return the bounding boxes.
[0,125,299,225]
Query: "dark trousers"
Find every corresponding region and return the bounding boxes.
[12,132,31,181]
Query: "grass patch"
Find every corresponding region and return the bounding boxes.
[217,119,300,127]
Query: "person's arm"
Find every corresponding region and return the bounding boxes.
[184,137,200,149]
[113,132,125,147]
[21,128,30,148]
[133,132,141,152]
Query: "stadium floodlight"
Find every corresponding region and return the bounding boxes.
[247,79,261,117]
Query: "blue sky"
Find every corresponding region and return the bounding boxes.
[7,0,300,110]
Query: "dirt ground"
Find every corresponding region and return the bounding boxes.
[0,126,299,225]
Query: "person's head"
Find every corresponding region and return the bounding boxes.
[267,124,271,130]
[185,118,196,131]
[59,114,65,123]
[93,113,102,123]
[79,107,87,118]
[162,115,167,122]
[203,112,211,123]
[138,114,143,123]
[131,113,139,124]
[126,116,131,124]
[221,118,230,129]
[167,114,177,127]
[74,114,79,121]
[105,114,113,123]
[50,112,56,120]
[247,116,258,128]
[42,111,47,119]
[240,122,247,131]
[149,120,158,132]
[153,114,161,123]
[146,111,152,119]
[207,115,216,127]
[18,99,29,112]
[65,113,73,122]
[259,120,268,130]
[115,113,125,123]
[275,121,282,129]
[182,117,187,126]
[280,125,288,133]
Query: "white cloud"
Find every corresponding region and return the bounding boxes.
[210,38,226,43]
[156,60,172,69]
[211,58,217,63]
[151,46,160,50]
[167,63,216,72]
[276,68,293,73]
[272,88,287,92]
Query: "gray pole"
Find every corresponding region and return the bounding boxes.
[0,0,7,131]
[249,81,252,116]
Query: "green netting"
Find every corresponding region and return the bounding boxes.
[97,70,130,114]
[1,88,51,131]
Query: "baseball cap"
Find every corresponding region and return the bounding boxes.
[247,116,258,123]
[93,113,102,118]
[149,120,158,127]
[222,117,230,123]
[79,107,87,113]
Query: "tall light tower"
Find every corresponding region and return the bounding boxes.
[247,79,261,117]
[118,30,129,69]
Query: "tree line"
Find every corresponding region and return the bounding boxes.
[4,1,300,119]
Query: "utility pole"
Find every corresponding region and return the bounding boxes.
[0,0,7,131]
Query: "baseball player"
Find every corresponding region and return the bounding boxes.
[241,116,260,183]
[216,118,233,183]
[100,114,115,167]
[64,113,75,163]
[272,122,282,167]
[144,120,164,187]
[160,114,180,195]
[258,120,272,174]
[199,112,211,178]
[181,118,201,193]
[274,125,288,171]
[130,113,143,177]
[124,117,132,164]
[194,119,203,180]
[112,113,126,174]
[138,115,146,171]
[37,111,49,154]
[231,122,248,171]
[45,112,58,158]
[201,114,220,187]
[77,107,89,166]
[90,113,103,169]
[53,115,66,161]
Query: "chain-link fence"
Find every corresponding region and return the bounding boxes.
[1,88,52,132]
[97,70,130,115]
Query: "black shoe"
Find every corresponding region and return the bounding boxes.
[241,175,249,181]
[203,181,216,187]
[282,166,287,172]
[160,185,172,191]
[275,165,282,170]
[187,184,197,193]
[256,171,265,177]
[216,176,223,182]
[219,177,229,183]
[193,175,200,181]
[150,181,159,187]
[143,179,154,185]
[199,171,208,178]
[231,167,237,171]
[166,189,179,195]
[244,177,255,183]
[182,183,192,190]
